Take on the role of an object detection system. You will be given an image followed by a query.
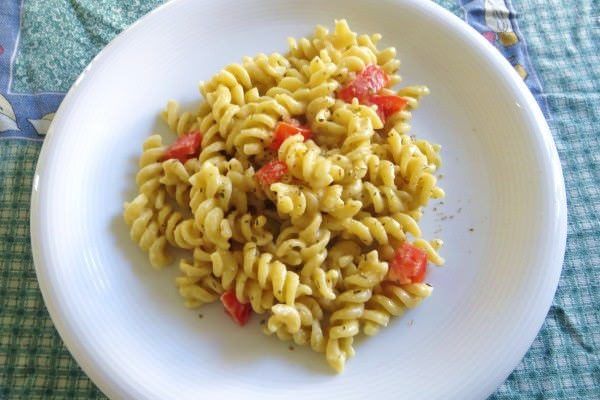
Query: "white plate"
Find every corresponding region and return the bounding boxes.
[30,0,567,399]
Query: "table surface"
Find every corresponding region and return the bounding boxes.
[0,0,598,398]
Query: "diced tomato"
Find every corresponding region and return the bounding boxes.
[255,160,288,187]
[367,95,408,122]
[161,131,202,163]
[270,120,312,150]
[387,242,428,284]
[220,291,252,326]
[338,65,391,103]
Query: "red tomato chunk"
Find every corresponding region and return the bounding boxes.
[220,291,252,326]
[161,131,202,163]
[338,65,391,103]
[387,242,428,284]
[271,120,312,150]
[255,160,289,187]
[368,94,408,122]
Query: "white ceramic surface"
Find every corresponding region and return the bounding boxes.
[30,0,567,399]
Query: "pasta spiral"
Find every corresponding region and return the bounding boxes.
[204,85,241,137]
[161,100,197,136]
[228,97,289,156]
[266,297,327,352]
[265,73,309,116]
[123,193,170,268]
[325,251,387,372]
[226,211,273,246]
[136,135,166,203]
[362,282,433,336]
[340,211,421,245]
[161,158,192,208]
[242,242,312,305]
[387,130,445,206]
[176,259,224,308]
[189,163,234,249]
[299,230,339,301]
[278,134,344,189]
[360,181,412,215]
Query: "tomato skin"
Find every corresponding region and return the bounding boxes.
[161,131,203,163]
[367,95,408,122]
[255,160,289,187]
[387,242,428,284]
[220,291,252,326]
[270,120,312,150]
[338,65,391,103]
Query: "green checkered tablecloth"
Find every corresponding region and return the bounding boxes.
[0,0,598,398]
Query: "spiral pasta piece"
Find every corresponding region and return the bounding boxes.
[172,219,204,249]
[123,193,170,268]
[325,240,362,273]
[264,73,309,116]
[273,225,305,266]
[209,248,241,291]
[136,135,166,203]
[340,211,421,245]
[154,202,184,246]
[266,297,327,352]
[278,134,344,189]
[360,181,412,215]
[192,245,275,314]
[325,251,387,372]
[160,158,192,207]
[266,304,302,334]
[287,24,331,61]
[243,242,312,305]
[228,97,289,156]
[412,238,445,265]
[201,63,253,104]
[387,130,445,206]
[318,184,363,220]
[241,53,290,93]
[299,230,339,301]
[226,211,273,246]
[204,84,241,137]
[270,182,310,218]
[176,259,224,308]
[269,182,360,222]
[365,154,397,187]
[325,289,371,373]
[161,100,197,136]
[188,163,234,249]
[362,282,433,336]
[233,270,275,314]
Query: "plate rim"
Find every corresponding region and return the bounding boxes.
[30,0,568,399]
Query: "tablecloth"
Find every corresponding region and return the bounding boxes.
[0,0,598,398]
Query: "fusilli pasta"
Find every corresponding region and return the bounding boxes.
[123,20,445,373]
